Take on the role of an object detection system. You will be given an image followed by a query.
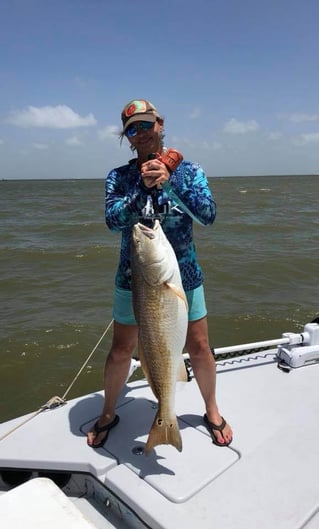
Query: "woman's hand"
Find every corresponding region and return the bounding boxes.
[140,159,170,189]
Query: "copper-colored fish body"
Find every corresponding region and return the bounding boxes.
[131,221,188,455]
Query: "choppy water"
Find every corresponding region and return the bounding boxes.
[1,175,318,421]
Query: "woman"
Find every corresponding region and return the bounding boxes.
[87,99,233,448]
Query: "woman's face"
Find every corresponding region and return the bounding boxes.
[126,119,163,157]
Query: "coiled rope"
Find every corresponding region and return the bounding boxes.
[0,319,114,442]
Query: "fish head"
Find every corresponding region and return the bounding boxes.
[132,220,176,286]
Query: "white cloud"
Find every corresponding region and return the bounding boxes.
[65,135,83,146]
[288,113,318,123]
[6,105,97,129]
[32,142,49,150]
[223,118,260,134]
[98,125,119,141]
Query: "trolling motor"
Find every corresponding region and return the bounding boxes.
[277,321,319,371]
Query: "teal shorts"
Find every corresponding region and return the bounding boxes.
[113,284,207,325]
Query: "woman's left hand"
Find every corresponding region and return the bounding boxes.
[140,159,170,189]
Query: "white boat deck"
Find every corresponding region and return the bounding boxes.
[1,344,319,529]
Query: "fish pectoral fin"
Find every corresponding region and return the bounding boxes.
[165,282,188,308]
[145,412,182,455]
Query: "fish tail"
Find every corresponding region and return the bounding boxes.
[145,412,182,455]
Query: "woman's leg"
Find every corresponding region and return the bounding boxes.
[185,317,232,445]
[87,321,138,446]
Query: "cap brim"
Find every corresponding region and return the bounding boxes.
[122,113,157,133]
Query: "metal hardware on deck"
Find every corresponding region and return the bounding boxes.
[132,446,145,456]
[41,396,66,411]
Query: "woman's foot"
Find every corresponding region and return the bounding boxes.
[87,415,120,448]
[203,413,233,446]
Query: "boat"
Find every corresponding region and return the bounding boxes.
[1,320,319,529]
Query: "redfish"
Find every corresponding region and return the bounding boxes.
[131,220,188,454]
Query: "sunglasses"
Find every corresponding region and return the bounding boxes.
[125,121,155,138]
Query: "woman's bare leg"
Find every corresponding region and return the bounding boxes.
[87,321,138,446]
[185,317,232,445]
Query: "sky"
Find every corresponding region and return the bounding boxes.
[1,0,319,179]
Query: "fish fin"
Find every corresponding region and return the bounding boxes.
[165,282,188,308]
[177,357,188,382]
[145,411,182,455]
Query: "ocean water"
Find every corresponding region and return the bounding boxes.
[1,175,318,422]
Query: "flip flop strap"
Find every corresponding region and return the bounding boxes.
[94,416,118,434]
[207,416,226,432]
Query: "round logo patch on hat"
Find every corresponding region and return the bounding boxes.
[125,100,147,117]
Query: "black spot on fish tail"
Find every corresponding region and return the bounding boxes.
[144,411,182,455]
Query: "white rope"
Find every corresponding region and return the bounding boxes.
[0,409,42,442]
[0,320,114,442]
[0,396,66,442]
[61,319,114,400]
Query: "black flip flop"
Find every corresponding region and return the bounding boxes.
[203,413,232,447]
[89,415,120,449]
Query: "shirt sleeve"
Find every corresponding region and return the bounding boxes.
[162,162,216,226]
[105,167,148,231]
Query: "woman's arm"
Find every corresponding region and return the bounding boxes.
[105,167,148,231]
[163,162,216,226]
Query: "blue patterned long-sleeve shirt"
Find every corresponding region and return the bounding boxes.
[105,159,216,291]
